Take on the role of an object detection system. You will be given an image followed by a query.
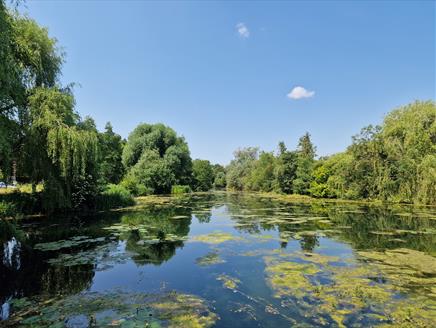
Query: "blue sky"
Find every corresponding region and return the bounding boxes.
[21,1,435,164]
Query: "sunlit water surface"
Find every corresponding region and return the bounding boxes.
[1,192,435,327]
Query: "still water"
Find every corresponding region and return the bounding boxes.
[1,192,435,327]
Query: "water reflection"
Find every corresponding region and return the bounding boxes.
[0,297,10,321]
[0,193,435,327]
[2,237,21,270]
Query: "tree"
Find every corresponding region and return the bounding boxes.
[0,3,62,180]
[25,88,98,210]
[315,100,436,204]
[123,149,175,195]
[98,122,124,185]
[380,101,435,203]
[0,4,101,210]
[347,125,384,200]
[192,159,214,191]
[212,164,226,189]
[246,152,276,192]
[293,133,316,195]
[274,142,298,194]
[298,132,316,160]
[122,123,192,195]
[226,147,258,191]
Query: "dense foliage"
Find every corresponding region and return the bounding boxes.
[121,123,192,195]
[225,101,436,205]
[192,159,214,192]
[96,184,135,210]
[212,164,226,189]
[0,2,133,212]
[98,122,124,185]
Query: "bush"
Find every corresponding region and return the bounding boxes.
[0,192,42,214]
[171,185,192,195]
[97,184,135,210]
[0,201,17,219]
[120,174,151,196]
[0,220,25,241]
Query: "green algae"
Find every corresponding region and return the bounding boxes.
[195,252,225,266]
[217,274,240,290]
[191,231,243,244]
[149,293,218,328]
[4,291,218,328]
[263,249,436,327]
[34,236,107,251]
[357,248,436,294]
[264,257,319,298]
[104,224,188,244]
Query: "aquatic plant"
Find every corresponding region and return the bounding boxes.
[191,231,244,244]
[264,250,436,327]
[4,290,218,328]
[217,274,240,290]
[34,235,107,251]
[195,252,225,266]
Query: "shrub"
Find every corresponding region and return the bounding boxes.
[120,175,151,196]
[0,192,42,214]
[171,185,192,195]
[97,184,135,210]
[0,201,17,219]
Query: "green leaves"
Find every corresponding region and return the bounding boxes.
[192,159,214,191]
[121,123,192,195]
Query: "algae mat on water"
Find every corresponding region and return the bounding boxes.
[4,291,218,328]
[264,250,436,327]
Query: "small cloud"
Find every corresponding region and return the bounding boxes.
[287,86,315,100]
[236,22,250,38]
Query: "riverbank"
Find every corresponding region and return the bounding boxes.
[244,191,436,209]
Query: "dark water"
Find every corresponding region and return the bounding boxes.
[1,192,435,327]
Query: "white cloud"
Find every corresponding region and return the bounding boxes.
[236,22,250,38]
[287,86,315,100]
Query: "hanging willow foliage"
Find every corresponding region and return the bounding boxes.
[45,124,98,179]
[28,87,98,209]
[29,87,97,177]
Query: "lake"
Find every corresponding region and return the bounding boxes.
[1,192,435,327]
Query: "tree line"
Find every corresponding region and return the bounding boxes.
[225,100,435,205]
[1,1,434,214]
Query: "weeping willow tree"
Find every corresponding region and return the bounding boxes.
[26,88,98,210]
[0,2,100,211]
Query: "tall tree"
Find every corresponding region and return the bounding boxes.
[212,164,226,189]
[98,122,124,185]
[25,88,98,210]
[226,147,258,191]
[274,142,298,194]
[246,152,276,192]
[293,133,316,195]
[122,123,192,195]
[192,159,214,191]
[0,3,99,210]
